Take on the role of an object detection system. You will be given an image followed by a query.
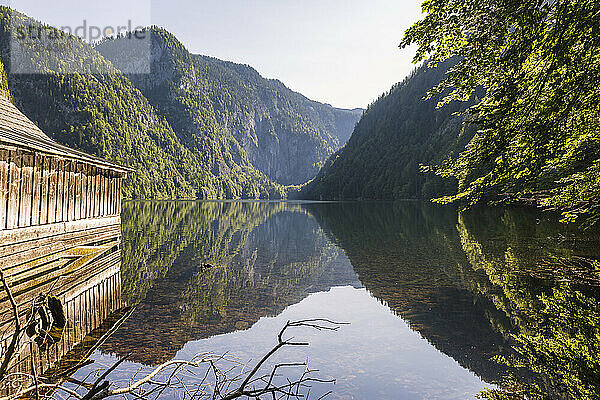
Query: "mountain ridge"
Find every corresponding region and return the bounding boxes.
[96,27,362,186]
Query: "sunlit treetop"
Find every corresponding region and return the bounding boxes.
[401,0,600,224]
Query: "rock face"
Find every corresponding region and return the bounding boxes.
[96,28,362,186]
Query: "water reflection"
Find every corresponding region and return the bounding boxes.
[92,201,600,399]
[103,201,361,365]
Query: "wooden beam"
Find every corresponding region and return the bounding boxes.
[0,149,8,229]
[6,149,22,229]
[31,153,43,226]
[55,158,64,223]
[18,152,33,228]
[39,155,49,225]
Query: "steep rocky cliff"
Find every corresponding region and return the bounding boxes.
[96,28,362,185]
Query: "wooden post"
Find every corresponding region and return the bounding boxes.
[55,159,64,223]
[31,153,42,226]
[74,162,81,221]
[19,152,34,228]
[0,149,8,230]
[7,150,22,229]
[47,157,58,224]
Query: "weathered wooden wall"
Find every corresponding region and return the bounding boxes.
[0,142,127,395]
[0,147,123,231]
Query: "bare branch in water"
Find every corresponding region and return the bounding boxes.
[1,315,347,400]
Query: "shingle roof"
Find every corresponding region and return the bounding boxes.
[0,95,132,173]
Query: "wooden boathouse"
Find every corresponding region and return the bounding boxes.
[0,94,131,389]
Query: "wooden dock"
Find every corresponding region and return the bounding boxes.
[0,94,131,392]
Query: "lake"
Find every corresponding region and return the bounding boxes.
[72,201,600,399]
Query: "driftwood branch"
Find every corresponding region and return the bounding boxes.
[220,318,347,400]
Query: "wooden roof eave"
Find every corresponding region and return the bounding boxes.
[0,126,134,175]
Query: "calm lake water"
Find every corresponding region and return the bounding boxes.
[73,201,600,399]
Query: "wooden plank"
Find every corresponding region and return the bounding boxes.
[0,244,120,324]
[18,153,33,228]
[114,176,119,214]
[47,158,58,224]
[99,173,104,217]
[118,176,122,213]
[61,160,69,222]
[101,171,105,216]
[83,165,89,218]
[106,175,112,215]
[94,169,100,217]
[1,242,119,305]
[31,153,42,226]
[74,162,81,220]
[39,156,49,225]
[67,160,75,222]
[0,149,9,230]
[0,245,116,302]
[98,170,104,216]
[6,150,22,229]
[86,166,92,218]
[89,168,94,217]
[113,175,117,215]
[104,175,109,216]
[85,165,92,218]
[115,177,120,215]
[88,165,94,218]
[0,215,121,255]
[80,163,87,219]
[64,159,71,222]
[55,159,64,223]
[108,175,114,215]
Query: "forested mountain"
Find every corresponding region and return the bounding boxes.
[302,59,477,200]
[96,28,361,185]
[0,8,359,198]
[0,7,279,199]
[0,58,9,99]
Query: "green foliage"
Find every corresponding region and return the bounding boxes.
[402,0,600,223]
[0,57,9,100]
[302,59,476,200]
[313,202,600,399]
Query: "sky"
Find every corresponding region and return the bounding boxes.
[5,0,423,109]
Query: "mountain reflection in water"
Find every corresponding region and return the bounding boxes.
[83,201,600,400]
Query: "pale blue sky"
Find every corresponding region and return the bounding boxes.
[6,0,422,109]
